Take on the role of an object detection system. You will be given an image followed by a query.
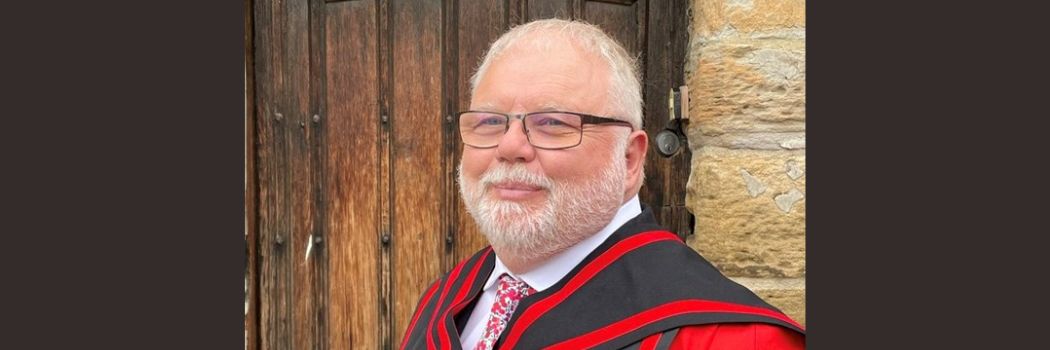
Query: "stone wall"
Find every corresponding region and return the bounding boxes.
[684,0,806,325]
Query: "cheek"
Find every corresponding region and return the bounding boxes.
[535,152,598,182]
[460,148,493,179]
[564,136,622,175]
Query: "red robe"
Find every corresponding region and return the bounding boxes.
[662,323,804,349]
[400,205,805,349]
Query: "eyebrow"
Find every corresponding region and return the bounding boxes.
[535,101,566,112]
[469,101,570,113]
[472,102,499,111]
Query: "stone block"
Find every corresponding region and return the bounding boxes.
[685,38,805,137]
[692,0,806,39]
[685,146,805,278]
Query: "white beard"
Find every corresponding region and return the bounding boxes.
[457,142,627,263]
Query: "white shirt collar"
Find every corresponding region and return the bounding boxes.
[482,195,642,292]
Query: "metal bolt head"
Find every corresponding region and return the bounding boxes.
[299,121,305,128]
[445,115,452,123]
[312,114,321,123]
[381,115,388,123]
[274,112,283,122]
[313,235,323,244]
[381,234,391,244]
[275,235,285,245]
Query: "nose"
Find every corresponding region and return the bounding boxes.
[496,118,536,163]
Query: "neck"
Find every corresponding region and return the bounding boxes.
[494,247,555,275]
[500,257,535,276]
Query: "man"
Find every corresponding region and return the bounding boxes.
[400,19,805,350]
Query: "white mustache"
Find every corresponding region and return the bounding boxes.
[479,164,554,190]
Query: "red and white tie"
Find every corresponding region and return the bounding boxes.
[474,274,534,350]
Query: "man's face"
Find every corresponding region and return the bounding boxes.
[458,37,630,260]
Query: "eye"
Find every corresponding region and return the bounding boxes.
[532,116,566,127]
[478,116,504,126]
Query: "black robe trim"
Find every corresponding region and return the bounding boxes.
[399,247,494,350]
[400,204,804,350]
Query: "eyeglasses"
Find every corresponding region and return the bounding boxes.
[456,111,634,150]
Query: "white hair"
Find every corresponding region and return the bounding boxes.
[469,19,644,130]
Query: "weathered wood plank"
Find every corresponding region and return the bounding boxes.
[452,0,508,271]
[390,0,446,346]
[324,1,381,349]
[667,0,691,211]
[378,0,394,346]
[528,0,570,20]
[508,0,526,25]
[277,0,321,348]
[590,0,636,5]
[308,0,331,348]
[583,0,642,63]
[571,0,585,19]
[642,0,692,234]
[639,0,669,224]
[254,0,294,347]
[441,0,458,276]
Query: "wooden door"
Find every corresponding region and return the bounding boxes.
[246,0,690,349]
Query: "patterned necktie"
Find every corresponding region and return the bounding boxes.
[474,274,534,350]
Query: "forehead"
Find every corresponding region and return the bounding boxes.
[471,36,610,113]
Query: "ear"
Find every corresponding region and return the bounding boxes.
[623,129,648,199]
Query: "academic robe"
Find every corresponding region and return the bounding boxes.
[400,204,805,350]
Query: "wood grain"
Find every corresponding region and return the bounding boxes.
[254,0,293,347]
[508,0,527,25]
[273,0,323,348]
[378,0,394,347]
[325,1,380,349]
[440,0,459,276]
[666,0,693,237]
[589,0,636,5]
[390,0,446,345]
[639,0,692,234]
[528,0,570,21]
[667,0,691,211]
[638,0,668,224]
[308,0,332,348]
[582,0,641,55]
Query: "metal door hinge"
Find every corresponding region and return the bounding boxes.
[668,85,689,122]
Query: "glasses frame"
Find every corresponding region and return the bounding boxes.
[456,110,635,150]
